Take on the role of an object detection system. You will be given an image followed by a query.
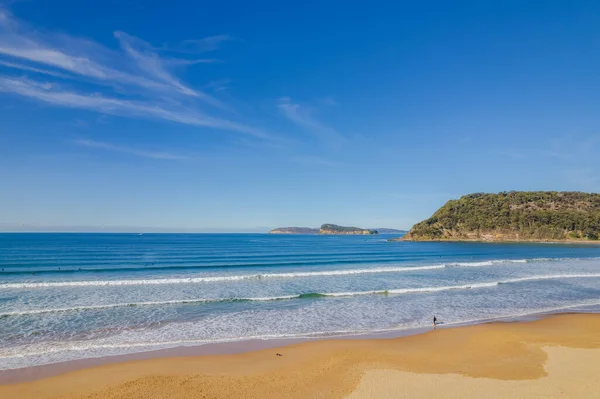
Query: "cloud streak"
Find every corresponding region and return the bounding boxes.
[0,7,270,139]
[0,10,220,102]
[276,97,345,146]
[0,76,270,137]
[0,59,71,78]
[113,31,216,101]
[73,139,188,160]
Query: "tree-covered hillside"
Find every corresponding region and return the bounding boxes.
[404,191,600,241]
[320,224,378,235]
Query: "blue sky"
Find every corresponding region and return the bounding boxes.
[1,0,600,232]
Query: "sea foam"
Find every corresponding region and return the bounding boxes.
[4,273,600,317]
[0,258,564,289]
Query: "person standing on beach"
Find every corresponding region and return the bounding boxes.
[433,316,437,329]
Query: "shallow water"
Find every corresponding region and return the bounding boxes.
[1,233,599,370]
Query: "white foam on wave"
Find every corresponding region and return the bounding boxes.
[0,282,509,317]
[501,273,600,284]
[0,265,445,289]
[323,282,499,297]
[439,299,600,328]
[448,259,530,267]
[1,257,597,290]
[5,273,600,317]
[0,296,301,316]
[0,326,401,363]
[3,297,600,370]
[448,261,494,267]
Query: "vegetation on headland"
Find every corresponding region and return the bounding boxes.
[402,191,600,242]
[319,224,378,235]
[268,227,319,234]
[269,224,381,235]
[372,228,406,234]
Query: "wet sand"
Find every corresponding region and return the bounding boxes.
[1,313,599,398]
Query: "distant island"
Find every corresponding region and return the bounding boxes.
[374,228,406,234]
[319,224,378,235]
[268,227,319,234]
[399,191,600,242]
[269,224,382,235]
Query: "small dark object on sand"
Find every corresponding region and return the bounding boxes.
[276,353,283,357]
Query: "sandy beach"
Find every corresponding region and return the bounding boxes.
[1,313,599,398]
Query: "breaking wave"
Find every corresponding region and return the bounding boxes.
[4,273,600,317]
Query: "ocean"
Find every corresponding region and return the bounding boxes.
[1,233,600,370]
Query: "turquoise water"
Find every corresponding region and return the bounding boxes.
[1,233,600,370]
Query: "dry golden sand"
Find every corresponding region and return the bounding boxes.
[1,314,599,399]
[348,347,600,398]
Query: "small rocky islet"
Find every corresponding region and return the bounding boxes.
[269,224,384,235]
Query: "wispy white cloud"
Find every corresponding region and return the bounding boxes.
[113,31,214,101]
[0,76,269,138]
[276,97,345,146]
[168,58,221,66]
[0,9,221,102]
[0,30,136,87]
[0,59,71,78]
[73,138,188,160]
[0,8,15,29]
[0,7,271,139]
[204,79,232,93]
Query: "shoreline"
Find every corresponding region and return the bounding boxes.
[394,237,600,244]
[2,305,599,385]
[0,324,439,384]
[1,312,599,398]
